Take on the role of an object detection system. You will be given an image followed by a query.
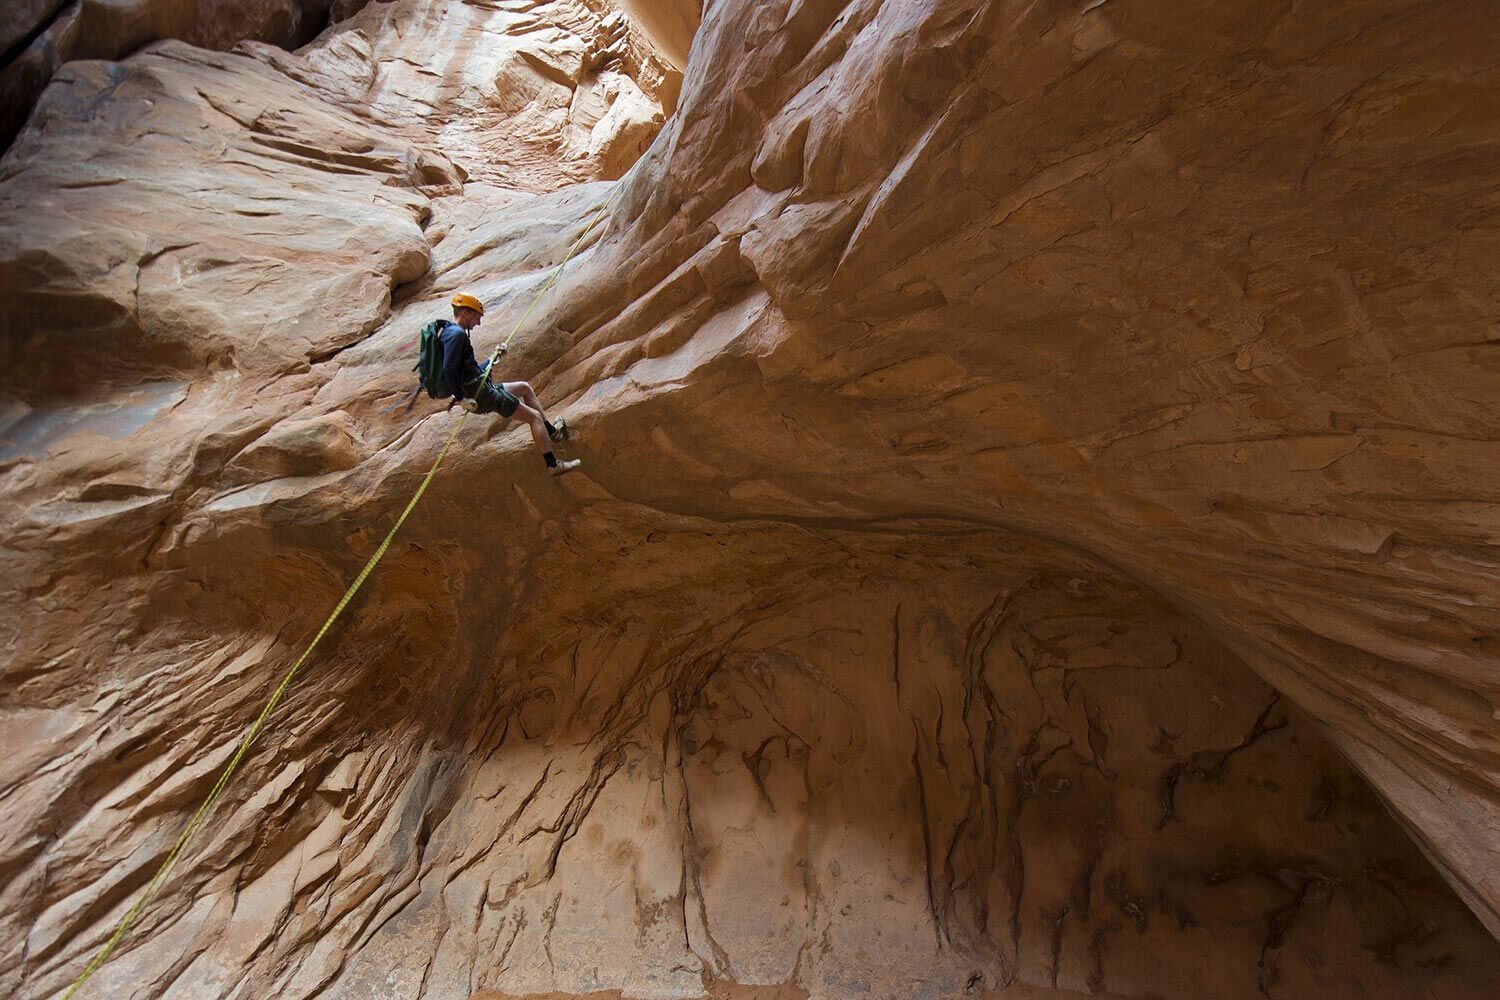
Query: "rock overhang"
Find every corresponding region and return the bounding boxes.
[2,1,1499,998]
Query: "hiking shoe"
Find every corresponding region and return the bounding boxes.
[548,417,568,442]
[548,458,581,477]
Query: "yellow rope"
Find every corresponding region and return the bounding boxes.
[479,191,617,379]
[61,411,467,999]
[58,186,618,998]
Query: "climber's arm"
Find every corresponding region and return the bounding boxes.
[442,326,469,400]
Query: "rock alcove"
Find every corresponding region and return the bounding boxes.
[2,1,1498,998]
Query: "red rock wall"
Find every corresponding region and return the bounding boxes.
[1,1,1497,998]
[1,0,376,147]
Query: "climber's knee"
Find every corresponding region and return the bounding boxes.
[513,400,542,427]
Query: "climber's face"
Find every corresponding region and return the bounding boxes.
[454,307,482,330]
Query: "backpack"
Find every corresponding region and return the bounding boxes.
[414,319,453,399]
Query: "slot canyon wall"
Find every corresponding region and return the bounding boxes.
[1,1,1498,999]
[2,0,375,149]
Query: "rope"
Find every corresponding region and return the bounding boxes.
[61,413,466,999]
[57,186,618,998]
[475,191,618,389]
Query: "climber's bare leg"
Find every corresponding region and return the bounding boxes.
[511,399,550,454]
[504,381,565,440]
[503,381,546,420]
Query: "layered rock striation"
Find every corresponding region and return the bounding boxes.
[2,1,1498,999]
[1,0,375,149]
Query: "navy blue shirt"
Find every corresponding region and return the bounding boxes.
[438,321,484,400]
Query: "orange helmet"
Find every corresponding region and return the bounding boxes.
[451,292,485,315]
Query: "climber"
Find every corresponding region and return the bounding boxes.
[439,292,580,477]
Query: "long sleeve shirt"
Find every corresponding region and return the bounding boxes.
[438,321,484,400]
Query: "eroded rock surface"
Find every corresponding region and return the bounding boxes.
[0,0,375,148]
[2,1,1498,999]
[310,0,682,187]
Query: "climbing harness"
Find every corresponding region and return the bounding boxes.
[57,188,618,998]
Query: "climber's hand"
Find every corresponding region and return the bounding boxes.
[494,343,508,357]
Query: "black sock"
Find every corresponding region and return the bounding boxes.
[544,452,557,468]
[544,419,557,437]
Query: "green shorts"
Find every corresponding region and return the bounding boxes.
[465,368,519,418]
[474,383,519,418]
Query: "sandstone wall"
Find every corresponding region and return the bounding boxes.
[1,0,377,148]
[1,1,1497,998]
[573,0,1500,940]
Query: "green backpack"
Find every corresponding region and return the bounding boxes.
[414,319,453,399]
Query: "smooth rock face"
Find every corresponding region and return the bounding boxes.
[311,0,681,187]
[1,2,1498,1000]
[0,0,374,148]
[619,0,701,72]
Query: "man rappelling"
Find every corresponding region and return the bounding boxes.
[417,292,581,477]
